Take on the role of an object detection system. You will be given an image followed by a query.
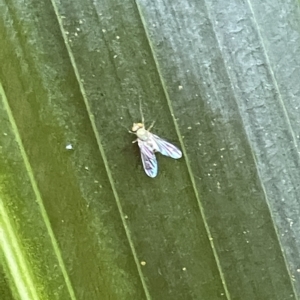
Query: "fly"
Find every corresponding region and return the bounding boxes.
[130,105,182,178]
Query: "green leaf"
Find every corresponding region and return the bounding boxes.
[0,0,299,299]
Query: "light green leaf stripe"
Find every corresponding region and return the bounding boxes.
[0,200,38,300]
[49,2,152,298]
[135,2,231,299]
[0,83,76,300]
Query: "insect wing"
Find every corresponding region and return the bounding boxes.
[152,134,182,159]
[137,139,158,178]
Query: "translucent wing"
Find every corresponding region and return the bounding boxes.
[152,134,182,159]
[137,139,158,178]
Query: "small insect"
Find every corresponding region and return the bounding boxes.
[130,106,182,178]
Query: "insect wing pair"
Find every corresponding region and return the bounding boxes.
[133,123,182,178]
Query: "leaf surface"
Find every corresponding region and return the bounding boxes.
[0,0,299,299]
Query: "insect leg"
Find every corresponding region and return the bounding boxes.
[147,121,155,132]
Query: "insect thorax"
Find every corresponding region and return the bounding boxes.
[136,128,149,140]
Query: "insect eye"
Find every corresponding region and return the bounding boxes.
[132,123,143,131]
[132,124,139,131]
